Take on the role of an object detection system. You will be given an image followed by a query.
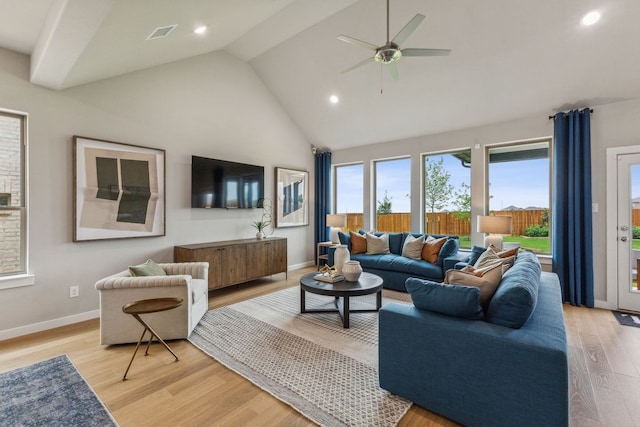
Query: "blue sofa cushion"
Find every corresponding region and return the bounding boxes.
[405,277,484,320]
[468,245,486,266]
[486,251,541,328]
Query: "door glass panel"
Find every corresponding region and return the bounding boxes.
[631,164,640,293]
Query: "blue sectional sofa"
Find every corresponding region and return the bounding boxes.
[327,232,468,292]
[378,251,569,426]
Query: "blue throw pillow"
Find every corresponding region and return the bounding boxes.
[338,231,351,250]
[405,277,484,320]
[468,245,487,266]
[436,238,459,266]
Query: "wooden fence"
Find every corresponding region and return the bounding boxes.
[344,210,547,236]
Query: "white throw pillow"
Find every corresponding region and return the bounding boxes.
[401,234,425,259]
[366,233,390,254]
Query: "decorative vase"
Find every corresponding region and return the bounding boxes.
[256,231,264,240]
[334,244,350,275]
[342,260,362,282]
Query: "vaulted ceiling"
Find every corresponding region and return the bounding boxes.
[0,0,638,149]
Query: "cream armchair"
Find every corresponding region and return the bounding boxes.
[95,262,209,345]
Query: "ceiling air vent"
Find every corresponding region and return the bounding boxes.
[147,25,177,40]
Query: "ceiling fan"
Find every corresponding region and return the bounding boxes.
[338,0,451,80]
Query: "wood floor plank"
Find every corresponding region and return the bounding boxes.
[568,344,600,423]
[3,268,640,426]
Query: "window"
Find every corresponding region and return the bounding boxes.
[487,140,550,254]
[334,163,363,232]
[423,150,472,247]
[0,110,27,280]
[374,157,411,232]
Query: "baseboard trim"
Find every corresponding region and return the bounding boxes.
[595,299,616,310]
[289,261,315,271]
[0,309,100,342]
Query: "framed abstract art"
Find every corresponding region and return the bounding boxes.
[275,167,309,228]
[73,136,166,241]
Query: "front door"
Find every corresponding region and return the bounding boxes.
[617,153,640,312]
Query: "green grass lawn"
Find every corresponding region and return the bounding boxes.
[460,237,640,253]
[458,235,550,253]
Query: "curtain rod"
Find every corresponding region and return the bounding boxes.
[548,108,594,120]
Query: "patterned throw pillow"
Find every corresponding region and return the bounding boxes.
[489,244,520,258]
[366,233,390,254]
[474,248,515,269]
[444,262,503,310]
[421,236,447,263]
[349,231,367,254]
[401,234,425,260]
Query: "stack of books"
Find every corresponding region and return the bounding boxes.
[313,273,345,283]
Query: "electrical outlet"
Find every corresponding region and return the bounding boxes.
[70,285,79,298]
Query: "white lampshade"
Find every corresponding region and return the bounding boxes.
[327,214,347,244]
[326,214,347,227]
[477,215,512,250]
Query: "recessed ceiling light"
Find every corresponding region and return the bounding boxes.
[329,95,339,104]
[194,25,207,35]
[581,11,600,26]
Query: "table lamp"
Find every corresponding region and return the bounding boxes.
[327,214,347,244]
[477,215,512,250]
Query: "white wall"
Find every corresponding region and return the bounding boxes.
[0,47,314,339]
[332,98,640,307]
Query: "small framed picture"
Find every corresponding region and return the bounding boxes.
[275,167,309,228]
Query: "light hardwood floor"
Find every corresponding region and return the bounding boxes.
[2,267,640,426]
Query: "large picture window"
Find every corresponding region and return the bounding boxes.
[487,140,551,254]
[374,157,411,232]
[423,150,472,247]
[334,163,363,232]
[0,111,27,279]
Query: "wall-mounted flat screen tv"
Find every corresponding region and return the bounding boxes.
[191,155,264,208]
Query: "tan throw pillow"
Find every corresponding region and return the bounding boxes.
[350,231,367,254]
[475,248,516,269]
[402,234,425,260]
[474,248,499,268]
[489,244,519,258]
[366,233,390,254]
[421,236,447,263]
[445,263,503,310]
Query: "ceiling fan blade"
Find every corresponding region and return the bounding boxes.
[337,35,378,51]
[391,14,425,46]
[402,48,451,57]
[388,62,399,81]
[341,56,375,74]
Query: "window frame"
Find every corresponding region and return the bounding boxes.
[421,149,472,239]
[0,109,33,289]
[332,162,365,233]
[372,156,411,232]
[484,138,553,255]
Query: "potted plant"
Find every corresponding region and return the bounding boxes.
[252,220,270,240]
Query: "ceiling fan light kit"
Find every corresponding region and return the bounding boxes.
[338,0,450,80]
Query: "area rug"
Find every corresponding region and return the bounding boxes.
[189,287,413,427]
[0,354,117,426]
[612,310,640,328]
